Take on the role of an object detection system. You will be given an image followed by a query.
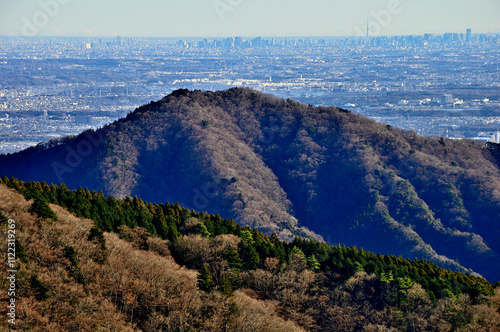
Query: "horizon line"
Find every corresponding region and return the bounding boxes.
[2,32,500,40]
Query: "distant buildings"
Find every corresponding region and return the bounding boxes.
[73,115,94,125]
[474,132,500,143]
[441,94,454,105]
[0,32,499,153]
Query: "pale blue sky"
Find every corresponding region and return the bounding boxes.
[1,0,499,37]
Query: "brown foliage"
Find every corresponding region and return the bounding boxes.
[0,185,302,331]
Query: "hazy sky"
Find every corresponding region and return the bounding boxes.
[1,0,499,37]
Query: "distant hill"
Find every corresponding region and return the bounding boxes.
[1,88,500,281]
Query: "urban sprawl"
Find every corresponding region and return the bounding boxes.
[0,31,499,154]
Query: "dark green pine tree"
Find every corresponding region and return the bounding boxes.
[166,217,181,242]
[219,275,234,296]
[87,226,108,264]
[197,265,215,292]
[63,246,83,282]
[29,197,58,221]
[307,254,321,272]
[88,227,107,250]
[15,240,29,264]
[239,242,260,270]
[223,245,243,271]
[137,206,156,235]
[239,229,254,245]
[271,233,286,262]
[196,221,211,238]
[31,275,50,301]
[152,206,170,239]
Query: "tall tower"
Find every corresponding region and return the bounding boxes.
[466,28,472,43]
[366,19,369,38]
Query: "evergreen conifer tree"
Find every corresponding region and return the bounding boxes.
[219,275,234,296]
[31,275,50,300]
[197,265,215,292]
[196,221,211,238]
[29,197,58,221]
[223,245,243,271]
[239,229,254,245]
[307,254,321,272]
[239,242,260,270]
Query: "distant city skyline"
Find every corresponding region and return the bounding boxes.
[0,0,499,38]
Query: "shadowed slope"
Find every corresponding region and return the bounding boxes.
[1,88,500,280]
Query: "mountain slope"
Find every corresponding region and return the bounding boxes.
[1,182,499,331]
[1,88,500,281]
[0,184,305,331]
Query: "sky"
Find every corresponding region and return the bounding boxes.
[0,0,499,38]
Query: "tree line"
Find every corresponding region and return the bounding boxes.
[1,175,494,305]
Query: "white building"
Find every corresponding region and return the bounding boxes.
[441,94,453,105]
[474,132,500,143]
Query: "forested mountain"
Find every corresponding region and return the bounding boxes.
[1,181,499,331]
[1,88,500,281]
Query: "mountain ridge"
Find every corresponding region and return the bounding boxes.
[1,88,500,281]
[2,179,499,331]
